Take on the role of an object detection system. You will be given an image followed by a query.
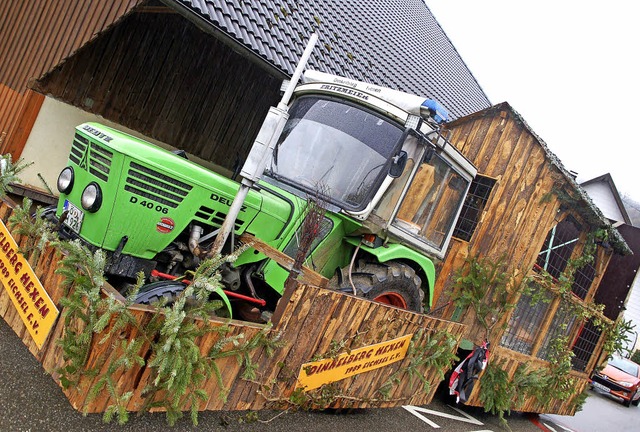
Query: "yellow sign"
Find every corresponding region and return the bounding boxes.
[0,219,59,348]
[297,333,413,391]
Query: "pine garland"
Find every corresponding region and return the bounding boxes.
[377,329,458,400]
[4,202,283,426]
[0,153,32,197]
[452,255,524,344]
[7,197,56,265]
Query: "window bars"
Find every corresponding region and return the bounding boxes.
[571,261,596,300]
[571,319,602,372]
[501,288,553,355]
[453,175,496,242]
[535,216,581,279]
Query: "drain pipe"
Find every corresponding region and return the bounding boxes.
[208,33,318,257]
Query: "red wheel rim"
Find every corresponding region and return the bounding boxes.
[373,292,408,309]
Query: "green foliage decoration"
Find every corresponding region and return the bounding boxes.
[528,230,628,361]
[8,200,456,422]
[478,359,514,427]
[478,332,588,426]
[457,246,611,424]
[47,231,283,426]
[377,329,458,400]
[0,153,32,197]
[56,240,109,389]
[7,197,56,265]
[510,363,550,410]
[452,255,524,343]
[601,318,635,359]
[539,334,578,408]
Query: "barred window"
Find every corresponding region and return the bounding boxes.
[536,216,581,279]
[503,287,602,371]
[537,306,578,361]
[501,287,553,355]
[571,261,596,300]
[453,175,496,242]
[571,319,602,372]
[503,216,603,369]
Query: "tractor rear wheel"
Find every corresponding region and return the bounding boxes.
[331,261,424,313]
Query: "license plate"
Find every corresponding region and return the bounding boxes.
[592,381,611,393]
[63,200,84,234]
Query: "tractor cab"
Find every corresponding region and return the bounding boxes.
[264,70,476,260]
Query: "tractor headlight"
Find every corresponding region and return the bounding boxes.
[81,182,102,212]
[57,167,74,194]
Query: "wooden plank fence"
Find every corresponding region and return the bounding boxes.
[0,200,466,413]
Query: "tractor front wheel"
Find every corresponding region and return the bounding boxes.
[134,280,232,317]
[134,281,186,305]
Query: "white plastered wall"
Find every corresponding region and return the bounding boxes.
[18,96,230,196]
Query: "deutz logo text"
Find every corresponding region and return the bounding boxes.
[211,193,246,212]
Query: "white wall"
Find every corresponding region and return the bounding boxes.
[581,179,640,353]
[19,97,99,194]
[581,182,627,222]
[17,97,230,195]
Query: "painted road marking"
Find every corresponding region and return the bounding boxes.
[403,405,486,429]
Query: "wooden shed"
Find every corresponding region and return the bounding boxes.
[0,2,142,157]
[434,102,631,414]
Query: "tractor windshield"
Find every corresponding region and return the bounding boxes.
[266,96,404,211]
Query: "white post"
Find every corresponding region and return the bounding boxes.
[208,34,318,257]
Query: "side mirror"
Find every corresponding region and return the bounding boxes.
[389,151,408,178]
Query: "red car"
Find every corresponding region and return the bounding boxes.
[591,356,640,407]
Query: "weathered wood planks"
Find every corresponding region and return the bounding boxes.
[0,201,466,414]
[462,346,589,416]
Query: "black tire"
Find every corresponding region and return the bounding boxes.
[330,261,424,313]
[135,281,186,305]
[630,391,639,407]
[135,281,231,318]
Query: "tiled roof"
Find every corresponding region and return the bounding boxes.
[168,0,491,120]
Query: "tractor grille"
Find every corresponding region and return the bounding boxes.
[124,162,192,208]
[195,205,244,231]
[69,133,113,182]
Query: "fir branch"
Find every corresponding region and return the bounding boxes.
[378,329,458,400]
[452,255,524,343]
[55,240,107,387]
[0,153,32,197]
[7,197,56,265]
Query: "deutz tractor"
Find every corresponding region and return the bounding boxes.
[50,70,476,320]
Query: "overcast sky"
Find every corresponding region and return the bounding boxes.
[426,0,640,202]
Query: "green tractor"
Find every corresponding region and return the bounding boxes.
[50,69,476,320]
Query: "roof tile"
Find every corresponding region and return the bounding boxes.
[171,0,490,120]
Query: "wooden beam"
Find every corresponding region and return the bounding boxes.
[138,6,176,14]
[239,233,328,289]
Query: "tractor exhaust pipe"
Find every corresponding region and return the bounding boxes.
[208,33,318,257]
